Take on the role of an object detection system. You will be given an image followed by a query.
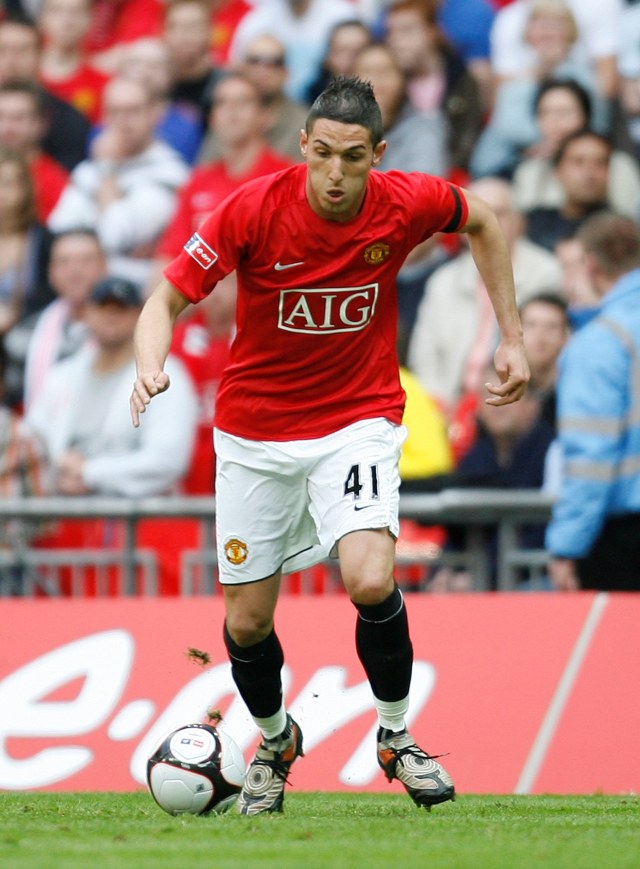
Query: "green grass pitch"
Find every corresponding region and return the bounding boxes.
[1,792,639,869]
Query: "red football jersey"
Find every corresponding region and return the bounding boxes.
[165,164,468,441]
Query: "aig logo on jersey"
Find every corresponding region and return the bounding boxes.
[184,233,218,270]
[278,284,379,334]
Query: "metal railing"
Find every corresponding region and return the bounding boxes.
[0,490,555,596]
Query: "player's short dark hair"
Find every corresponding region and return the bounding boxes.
[306,75,384,147]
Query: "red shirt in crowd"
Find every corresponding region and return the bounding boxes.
[32,152,69,222]
[210,0,252,65]
[40,64,110,125]
[170,310,233,494]
[157,147,293,260]
[83,0,163,53]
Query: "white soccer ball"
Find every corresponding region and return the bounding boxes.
[146,723,246,815]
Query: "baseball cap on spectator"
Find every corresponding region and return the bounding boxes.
[89,276,143,307]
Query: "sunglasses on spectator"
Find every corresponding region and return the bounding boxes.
[245,55,286,67]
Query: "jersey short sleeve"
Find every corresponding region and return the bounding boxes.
[390,171,468,247]
[164,184,257,303]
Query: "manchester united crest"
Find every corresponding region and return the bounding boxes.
[364,242,390,265]
[224,537,249,565]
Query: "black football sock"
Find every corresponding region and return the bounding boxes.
[223,622,284,719]
[353,584,413,703]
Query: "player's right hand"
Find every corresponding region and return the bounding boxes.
[130,371,171,427]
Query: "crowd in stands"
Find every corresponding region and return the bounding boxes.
[1,0,640,594]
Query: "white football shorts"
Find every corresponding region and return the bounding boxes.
[214,417,407,584]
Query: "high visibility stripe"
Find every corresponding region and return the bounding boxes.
[560,417,623,437]
[565,461,615,482]
[565,455,640,481]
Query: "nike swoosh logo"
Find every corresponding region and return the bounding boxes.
[274,260,304,271]
[354,504,376,511]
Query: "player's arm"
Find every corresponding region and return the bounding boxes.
[130,278,191,427]
[459,188,530,406]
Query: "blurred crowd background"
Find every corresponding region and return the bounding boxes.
[2,0,640,594]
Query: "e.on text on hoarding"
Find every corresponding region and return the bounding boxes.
[1,594,639,795]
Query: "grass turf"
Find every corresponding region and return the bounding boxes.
[1,792,639,869]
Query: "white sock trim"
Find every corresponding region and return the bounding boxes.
[254,703,287,741]
[375,695,409,732]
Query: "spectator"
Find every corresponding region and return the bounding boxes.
[546,213,640,591]
[408,177,561,419]
[154,73,292,270]
[37,0,110,125]
[0,342,49,595]
[210,0,253,67]
[490,0,623,101]
[433,365,556,590]
[612,6,640,165]
[306,18,373,103]
[198,34,308,164]
[229,0,359,103]
[116,36,203,165]
[163,0,223,131]
[0,81,68,222]
[554,234,600,328]
[170,271,237,494]
[48,76,189,286]
[509,80,640,216]
[471,0,610,178]
[519,291,569,428]
[524,129,614,252]
[0,149,53,406]
[353,42,448,177]
[383,0,483,172]
[22,228,107,411]
[372,0,496,110]
[436,0,496,110]
[0,13,90,170]
[26,274,198,497]
[83,0,164,75]
[453,365,555,491]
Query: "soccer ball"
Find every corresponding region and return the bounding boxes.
[146,723,246,815]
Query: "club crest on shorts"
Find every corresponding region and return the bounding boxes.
[184,233,218,270]
[224,537,249,565]
[364,242,390,265]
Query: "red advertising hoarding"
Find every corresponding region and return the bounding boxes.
[1,593,638,794]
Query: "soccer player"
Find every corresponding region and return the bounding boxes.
[130,76,529,814]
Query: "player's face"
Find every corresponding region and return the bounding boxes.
[301,118,386,222]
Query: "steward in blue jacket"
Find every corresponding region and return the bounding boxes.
[546,213,640,590]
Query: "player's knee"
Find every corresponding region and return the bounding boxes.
[225,610,273,647]
[345,571,395,606]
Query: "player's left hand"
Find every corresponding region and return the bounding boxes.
[485,339,530,406]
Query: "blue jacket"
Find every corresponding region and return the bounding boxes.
[546,268,640,558]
